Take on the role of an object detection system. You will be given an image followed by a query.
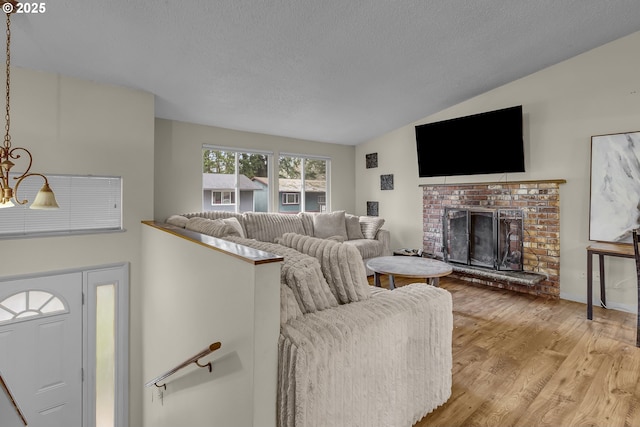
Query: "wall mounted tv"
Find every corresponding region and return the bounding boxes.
[415,105,524,178]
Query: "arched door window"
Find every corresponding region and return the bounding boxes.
[0,290,68,324]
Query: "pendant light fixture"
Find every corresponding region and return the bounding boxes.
[0,0,58,209]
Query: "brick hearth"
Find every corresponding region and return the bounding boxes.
[421,179,566,298]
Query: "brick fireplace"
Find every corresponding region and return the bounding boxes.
[421,180,565,298]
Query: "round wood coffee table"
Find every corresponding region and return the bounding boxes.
[366,256,453,290]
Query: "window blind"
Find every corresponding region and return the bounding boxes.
[0,174,122,237]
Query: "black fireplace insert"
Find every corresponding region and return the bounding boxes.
[443,208,524,271]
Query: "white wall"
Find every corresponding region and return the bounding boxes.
[154,118,356,222]
[356,31,640,312]
[141,224,280,427]
[0,67,155,426]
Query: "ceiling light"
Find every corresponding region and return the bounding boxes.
[0,1,58,209]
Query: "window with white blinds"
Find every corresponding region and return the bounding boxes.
[0,174,123,238]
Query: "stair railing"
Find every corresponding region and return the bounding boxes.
[0,371,28,426]
[144,342,222,390]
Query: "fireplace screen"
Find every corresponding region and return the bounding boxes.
[443,208,523,271]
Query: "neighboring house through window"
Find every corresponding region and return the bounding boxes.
[203,146,272,213]
[278,154,330,213]
[202,147,330,214]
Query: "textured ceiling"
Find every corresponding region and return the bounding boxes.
[8,0,640,145]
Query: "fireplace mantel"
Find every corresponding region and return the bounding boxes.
[419,178,567,188]
[421,179,565,298]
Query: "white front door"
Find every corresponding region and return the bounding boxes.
[0,272,83,427]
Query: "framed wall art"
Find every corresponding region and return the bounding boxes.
[365,153,378,169]
[367,201,379,217]
[589,131,640,243]
[380,174,394,190]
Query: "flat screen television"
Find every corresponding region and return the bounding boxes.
[415,105,524,177]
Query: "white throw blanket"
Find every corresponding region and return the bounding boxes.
[278,284,453,427]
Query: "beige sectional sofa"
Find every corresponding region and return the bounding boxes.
[164,211,453,427]
[173,210,392,275]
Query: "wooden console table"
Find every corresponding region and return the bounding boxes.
[586,242,639,346]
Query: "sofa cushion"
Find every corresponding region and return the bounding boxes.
[185,217,241,238]
[277,233,370,304]
[313,210,348,240]
[221,216,245,238]
[224,236,338,313]
[345,214,365,240]
[278,284,453,427]
[359,216,385,239]
[182,211,247,236]
[297,212,315,236]
[343,238,384,260]
[281,283,303,324]
[242,212,305,242]
[166,214,189,228]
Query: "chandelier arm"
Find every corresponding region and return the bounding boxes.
[0,148,6,189]
[8,146,33,175]
[9,146,38,205]
[12,172,50,205]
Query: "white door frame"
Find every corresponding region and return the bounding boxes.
[84,264,129,427]
[0,263,129,427]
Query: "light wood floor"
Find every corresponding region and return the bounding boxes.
[368,275,640,427]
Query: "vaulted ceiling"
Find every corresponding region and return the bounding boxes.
[9,0,640,145]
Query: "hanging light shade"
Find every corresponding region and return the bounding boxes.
[0,1,58,210]
[30,183,59,209]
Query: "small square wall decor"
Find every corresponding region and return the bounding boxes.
[365,153,378,169]
[380,174,394,190]
[367,201,379,217]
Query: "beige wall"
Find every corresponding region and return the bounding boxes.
[0,67,155,426]
[141,225,280,427]
[356,31,640,312]
[154,118,356,222]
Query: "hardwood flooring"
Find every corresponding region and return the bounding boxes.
[367,275,640,427]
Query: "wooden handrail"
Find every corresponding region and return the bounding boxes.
[0,372,28,426]
[144,342,221,389]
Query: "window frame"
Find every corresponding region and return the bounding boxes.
[0,290,68,325]
[211,190,236,206]
[0,174,124,240]
[281,192,300,205]
[203,145,273,213]
[278,153,331,213]
[84,264,129,427]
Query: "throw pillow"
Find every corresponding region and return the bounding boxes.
[165,214,188,228]
[242,212,305,242]
[185,217,241,238]
[284,257,338,313]
[225,235,338,313]
[313,210,348,240]
[359,216,385,239]
[221,216,245,238]
[278,233,370,304]
[297,211,315,236]
[345,213,365,239]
